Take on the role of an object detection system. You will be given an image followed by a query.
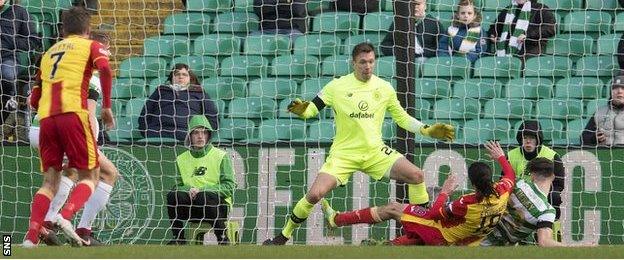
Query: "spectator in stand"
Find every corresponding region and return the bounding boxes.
[379,0,443,62]
[0,0,40,125]
[253,0,307,38]
[581,75,624,146]
[488,0,555,59]
[437,0,487,63]
[616,34,624,71]
[139,63,219,141]
[334,0,379,14]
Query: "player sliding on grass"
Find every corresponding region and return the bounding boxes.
[23,7,114,248]
[481,157,594,247]
[263,42,455,245]
[28,31,119,247]
[322,141,514,246]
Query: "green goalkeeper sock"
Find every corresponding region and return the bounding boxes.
[281,197,315,238]
[408,182,429,205]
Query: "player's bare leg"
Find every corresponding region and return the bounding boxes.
[76,151,118,246]
[263,172,338,245]
[23,168,61,247]
[389,157,429,206]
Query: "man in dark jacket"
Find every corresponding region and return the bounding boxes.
[507,120,565,221]
[581,75,624,146]
[0,0,40,124]
[379,0,443,60]
[139,63,219,141]
[487,0,555,59]
[253,0,307,35]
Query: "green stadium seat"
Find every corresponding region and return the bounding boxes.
[575,55,618,78]
[111,99,126,115]
[473,56,522,79]
[596,33,622,55]
[562,11,612,35]
[243,34,291,56]
[382,120,397,140]
[430,0,457,11]
[306,120,335,142]
[193,34,241,56]
[143,36,191,57]
[163,13,212,35]
[552,118,587,145]
[321,55,351,76]
[544,34,594,58]
[614,12,624,32]
[214,12,259,34]
[433,98,481,120]
[479,0,508,10]
[136,137,179,144]
[186,0,232,12]
[415,78,451,99]
[248,78,298,100]
[505,77,554,99]
[107,116,142,142]
[539,0,582,10]
[536,119,565,141]
[171,55,218,78]
[293,34,342,56]
[125,98,147,117]
[118,57,168,78]
[257,119,306,141]
[299,77,333,100]
[414,98,432,120]
[483,98,534,119]
[554,77,604,99]
[22,0,63,27]
[271,55,320,77]
[220,55,268,77]
[112,78,147,99]
[524,56,573,78]
[586,0,619,11]
[229,97,277,118]
[216,118,255,140]
[342,34,385,55]
[535,99,583,120]
[481,11,499,30]
[312,12,360,39]
[363,12,394,32]
[234,0,254,12]
[381,0,393,11]
[214,99,226,117]
[431,11,454,29]
[462,119,512,144]
[201,77,247,100]
[585,98,609,117]
[308,0,334,13]
[452,78,502,99]
[375,56,396,78]
[422,56,471,79]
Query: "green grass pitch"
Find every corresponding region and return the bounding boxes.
[9,245,624,258]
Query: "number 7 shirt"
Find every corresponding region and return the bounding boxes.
[31,35,112,119]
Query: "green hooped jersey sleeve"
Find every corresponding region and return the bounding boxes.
[317,73,420,154]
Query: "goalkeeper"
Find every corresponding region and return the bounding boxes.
[263,42,455,245]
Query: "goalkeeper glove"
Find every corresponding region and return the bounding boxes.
[287,98,310,116]
[420,123,455,142]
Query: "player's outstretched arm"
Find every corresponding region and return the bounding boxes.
[287,97,323,119]
[387,92,455,142]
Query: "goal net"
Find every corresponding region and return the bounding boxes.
[0,0,622,246]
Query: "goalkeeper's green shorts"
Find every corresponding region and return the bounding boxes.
[319,145,403,186]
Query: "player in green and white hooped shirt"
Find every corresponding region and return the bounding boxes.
[28,32,118,246]
[481,158,590,247]
[263,42,456,245]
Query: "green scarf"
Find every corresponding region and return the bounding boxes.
[448,25,482,54]
[496,0,532,56]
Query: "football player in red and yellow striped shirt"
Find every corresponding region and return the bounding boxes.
[322,141,516,246]
[23,7,114,248]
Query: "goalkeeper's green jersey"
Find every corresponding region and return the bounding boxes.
[318,73,421,155]
[482,179,556,246]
